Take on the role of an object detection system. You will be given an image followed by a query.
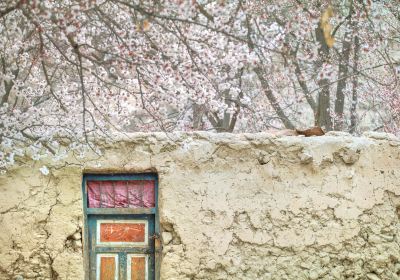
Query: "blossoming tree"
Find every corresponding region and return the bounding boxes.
[0,0,399,172]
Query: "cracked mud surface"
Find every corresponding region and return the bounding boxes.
[0,131,400,279]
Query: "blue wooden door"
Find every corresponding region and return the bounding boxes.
[88,214,155,280]
[82,174,159,280]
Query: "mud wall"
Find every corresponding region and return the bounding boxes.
[1,132,400,280]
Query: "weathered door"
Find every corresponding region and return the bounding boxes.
[88,215,155,280]
[82,175,159,280]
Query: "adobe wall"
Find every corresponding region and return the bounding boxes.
[1,132,400,280]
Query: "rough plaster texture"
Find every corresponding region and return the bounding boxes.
[1,131,400,280]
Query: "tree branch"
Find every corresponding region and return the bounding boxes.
[254,66,295,129]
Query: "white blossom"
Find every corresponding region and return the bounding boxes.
[39,166,50,176]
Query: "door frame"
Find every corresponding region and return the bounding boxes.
[82,174,159,280]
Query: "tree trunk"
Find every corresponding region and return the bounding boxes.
[350,35,360,134]
[334,32,352,130]
[316,78,332,130]
[315,25,332,131]
[192,104,205,130]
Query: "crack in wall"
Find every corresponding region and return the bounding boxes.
[41,189,61,280]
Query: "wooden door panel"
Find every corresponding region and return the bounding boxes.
[127,254,148,280]
[97,254,118,280]
[89,215,154,280]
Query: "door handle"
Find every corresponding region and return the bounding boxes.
[149,233,162,253]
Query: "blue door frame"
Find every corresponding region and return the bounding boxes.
[82,174,159,280]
